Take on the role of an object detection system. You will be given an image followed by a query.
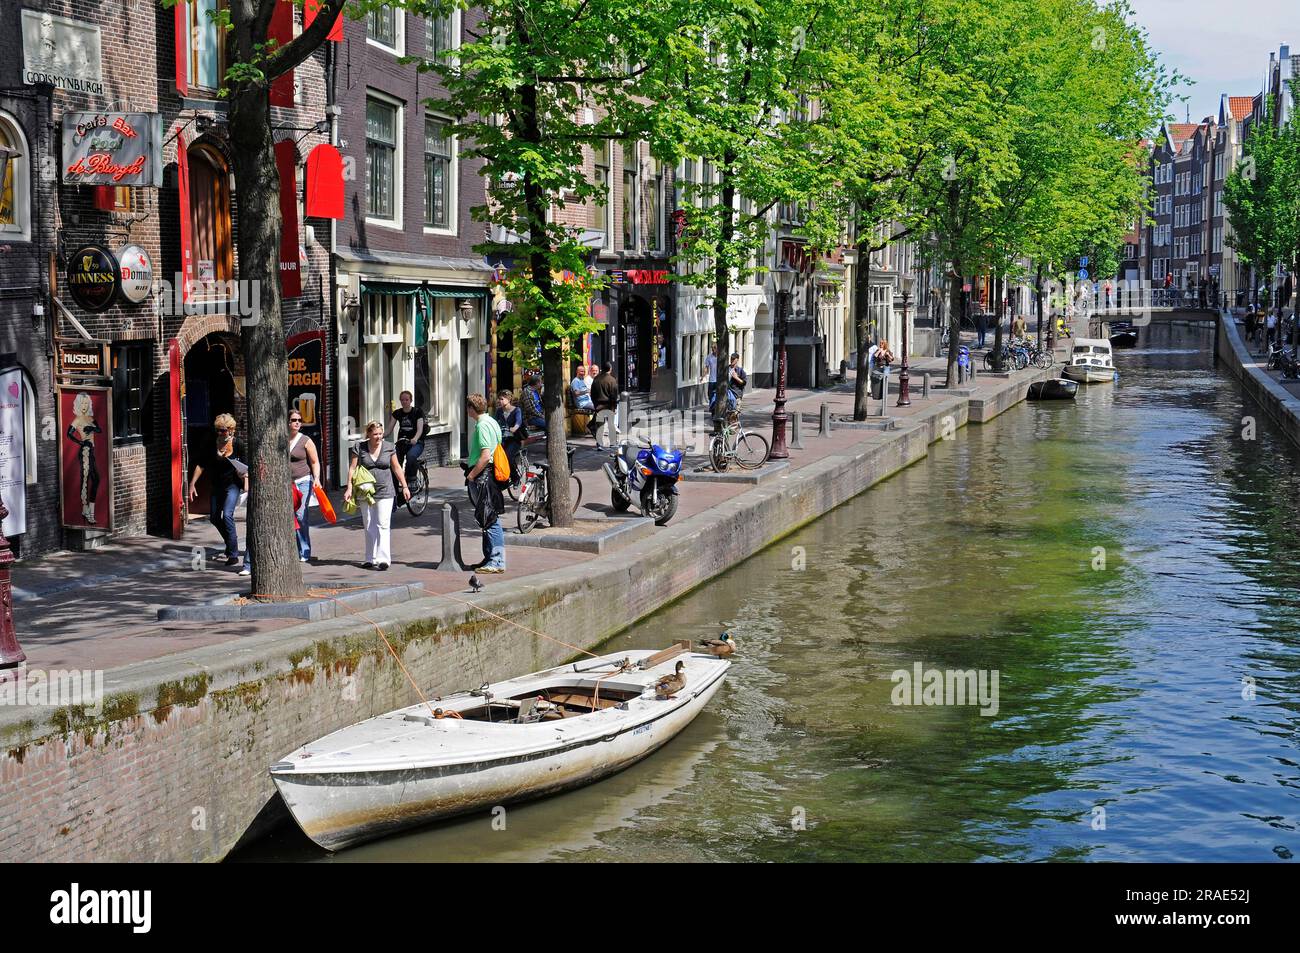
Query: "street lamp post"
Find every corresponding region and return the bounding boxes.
[896,290,912,406]
[769,263,797,460]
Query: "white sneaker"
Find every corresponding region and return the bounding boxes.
[239,567,251,576]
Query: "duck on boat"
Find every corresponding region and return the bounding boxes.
[269,641,729,852]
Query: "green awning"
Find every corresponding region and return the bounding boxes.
[360,283,489,346]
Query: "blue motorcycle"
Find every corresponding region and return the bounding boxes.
[603,436,683,526]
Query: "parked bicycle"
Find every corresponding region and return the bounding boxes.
[709,412,770,471]
[517,444,583,533]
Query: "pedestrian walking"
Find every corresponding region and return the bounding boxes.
[494,389,525,485]
[389,390,426,484]
[588,362,621,449]
[343,421,410,571]
[465,394,506,573]
[1267,308,1278,347]
[702,343,719,407]
[288,409,321,563]
[975,306,988,348]
[189,413,250,574]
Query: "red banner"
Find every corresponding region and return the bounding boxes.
[173,1,188,96]
[305,0,344,42]
[168,339,184,539]
[305,143,345,219]
[275,140,303,298]
[58,386,113,531]
[268,0,295,107]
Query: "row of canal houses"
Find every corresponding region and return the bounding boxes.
[0,1,922,559]
[1126,44,1298,310]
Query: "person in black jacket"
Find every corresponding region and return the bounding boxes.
[188,414,250,573]
[587,362,621,449]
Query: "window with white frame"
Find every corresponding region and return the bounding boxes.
[368,5,404,53]
[590,140,611,247]
[366,94,402,225]
[622,142,638,251]
[426,9,457,61]
[423,115,454,231]
[645,153,663,251]
[0,111,30,242]
[1213,226,1223,252]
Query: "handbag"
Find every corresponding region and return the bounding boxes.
[313,484,338,523]
[492,442,511,484]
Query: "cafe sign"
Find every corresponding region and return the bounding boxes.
[117,244,154,304]
[66,245,121,313]
[62,113,164,187]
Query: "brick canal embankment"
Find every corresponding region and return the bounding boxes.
[0,363,1051,861]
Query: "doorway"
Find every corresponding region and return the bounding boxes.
[183,332,241,519]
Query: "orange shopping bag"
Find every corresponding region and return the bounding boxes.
[313,484,338,523]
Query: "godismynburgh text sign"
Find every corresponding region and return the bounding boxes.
[21,9,104,96]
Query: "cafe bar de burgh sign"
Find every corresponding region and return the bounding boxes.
[20,9,104,95]
[62,113,164,188]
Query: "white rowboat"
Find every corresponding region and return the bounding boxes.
[269,642,729,851]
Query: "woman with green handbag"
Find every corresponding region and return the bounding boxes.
[343,421,410,570]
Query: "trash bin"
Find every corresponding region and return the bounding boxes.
[871,368,885,400]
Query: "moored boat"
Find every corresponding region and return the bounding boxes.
[1061,338,1117,383]
[1027,378,1078,400]
[269,641,728,851]
[1108,320,1139,348]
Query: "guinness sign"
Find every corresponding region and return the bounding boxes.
[66,244,120,313]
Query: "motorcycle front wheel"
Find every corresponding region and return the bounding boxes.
[641,484,678,526]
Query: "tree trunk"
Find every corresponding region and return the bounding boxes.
[1035,263,1044,351]
[992,272,1005,371]
[852,233,872,419]
[946,265,962,388]
[520,80,573,526]
[712,154,737,432]
[228,81,302,598]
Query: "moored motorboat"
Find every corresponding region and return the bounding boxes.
[1061,338,1117,383]
[1108,320,1139,348]
[269,641,728,851]
[1027,378,1078,400]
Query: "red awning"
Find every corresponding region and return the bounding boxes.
[305,143,345,220]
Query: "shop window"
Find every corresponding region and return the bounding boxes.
[0,111,31,242]
[366,94,402,225]
[112,345,152,443]
[367,5,403,54]
[188,145,234,292]
[423,115,454,231]
[590,141,611,248]
[645,154,663,251]
[188,0,230,93]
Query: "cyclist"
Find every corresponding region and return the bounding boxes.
[390,390,426,485]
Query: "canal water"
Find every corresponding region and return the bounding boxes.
[239,322,1300,862]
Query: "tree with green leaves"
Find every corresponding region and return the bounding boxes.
[162,0,350,597]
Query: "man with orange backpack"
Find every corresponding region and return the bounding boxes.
[463,393,507,573]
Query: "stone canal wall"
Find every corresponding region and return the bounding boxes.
[1216,314,1300,448]
[0,370,1047,862]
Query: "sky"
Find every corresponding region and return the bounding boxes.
[1127,0,1300,124]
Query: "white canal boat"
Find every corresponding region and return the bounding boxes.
[269,642,729,851]
[1061,338,1117,384]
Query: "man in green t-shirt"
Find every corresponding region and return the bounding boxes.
[464,394,506,572]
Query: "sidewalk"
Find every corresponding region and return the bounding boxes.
[8,328,1070,674]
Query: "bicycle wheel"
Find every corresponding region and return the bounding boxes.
[983,351,1000,371]
[1014,350,1029,370]
[733,431,770,469]
[1034,349,1053,369]
[406,466,429,517]
[517,480,544,534]
[709,435,729,472]
[569,474,582,516]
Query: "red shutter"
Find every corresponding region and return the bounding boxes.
[268,0,295,107]
[92,186,115,211]
[275,140,302,299]
[174,1,189,96]
[305,143,344,219]
[305,0,344,42]
[176,134,195,302]
[168,339,185,539]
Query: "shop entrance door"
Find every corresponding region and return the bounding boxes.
[183,333,239,520]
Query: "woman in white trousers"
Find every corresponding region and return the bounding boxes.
[343,421,410,571]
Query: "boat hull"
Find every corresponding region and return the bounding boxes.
[1109,331,1139,348]
[1027,379,1078,400]
[272,664,727,852]
[1061,364,1115,384]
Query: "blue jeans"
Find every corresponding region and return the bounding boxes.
[526,416,546,432]
[397,440,423,483]
[482,519,505,569]
[294,476,313,559]
[210,483,247,567]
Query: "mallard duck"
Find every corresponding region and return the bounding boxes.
[698,632,736,658]
[654,661,687,699]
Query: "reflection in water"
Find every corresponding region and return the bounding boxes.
[236,322,1300,863]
